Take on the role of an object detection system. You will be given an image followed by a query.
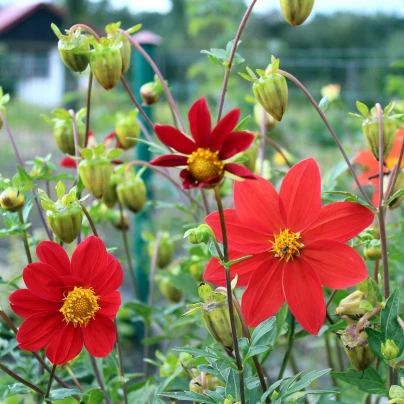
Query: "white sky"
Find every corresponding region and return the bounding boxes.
[1,0,404,15]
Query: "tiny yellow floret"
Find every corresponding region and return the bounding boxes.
[270,229,303,262]
[60,287,100,327]
[187,148,224,183]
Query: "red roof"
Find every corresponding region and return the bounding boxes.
[0,2,64,35]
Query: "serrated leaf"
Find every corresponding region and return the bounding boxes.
[172,346,219,359]
[159,391,215,403]
[365,327,383,359]
[48,388,87,400]
[332,367,386,394]
[8,383,30,395]
[251,317,276,346]
[245,345,269,360]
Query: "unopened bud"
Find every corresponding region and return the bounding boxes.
[381,339,400,360]
[335,291,369,318]
[102,180,118,208]
[79,159,112,198]
[115,110,140,150]
[159,277,183,303]
[363,242,382,261]
[47,206,83,244]
[185,225,212,245]
[189,262,204,283]
[116,177,146,214]
[140,77,164,106]
[280,0,315,26]
[148,232,174,269]
[0,187,25,212]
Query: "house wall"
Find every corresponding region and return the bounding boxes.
[16,47,64,107]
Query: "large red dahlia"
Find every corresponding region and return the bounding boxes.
[150,97,255,189]
[204,158,374,334]
[9,236,123,365]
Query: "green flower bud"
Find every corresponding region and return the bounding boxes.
[51,24,90,73]
[79,159,112,198]
[159,277,183,303]
[388,170,404,210]
[280,0,315,26]
[147,232,174,269]
[185,225,212,245]
[140,76,164,106]
[109,209,129,231]
[0,187,25,212]
[363,243,382,261]
[189,262,204,283]
[38,182,83,244]
[388,384,404,404]
[339,325,375,371]
[114,110,140,150]
[117,177,146,214]
[102,180,118,208]
[335,291,369,318]
[89,37,122,90]
[381,339,400,360]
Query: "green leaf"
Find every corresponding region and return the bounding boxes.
[356,101,370,117]
[356,278,382,304]
[7,383,30,395]
[107,148,123,160]
[391,60,404,68]
[159,391,215,403]
[251,317,276,346]
[210,48,228,59]
[384,188,404,206]
[381,288,404,355]
[332,367,387,394]
[172,346,219,359]
[233,53,245,66]
[47,388,86,400]
[245,345,269,360]
[56,181,65,199]
[80,388,104,404]
[239,72,255,82]
[207,54,223,67]
[319,96,329,112]
[365,327,383,359]
[233,115,251,131]
[80,148,93,160]
[324,191,375,212]
[225,369,241,401]
[94,143,105,158]
[17,165,32,183]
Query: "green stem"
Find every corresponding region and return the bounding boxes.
[324,333,337,387]
[90,355,111,404]
[18,209,32,264]
[45,364,57,400]
[277,314,295,380]
[80,202,98,237]
[258,133,292,168]
[216,0,259,122]
[279,70,375,209]
[118,201,139,299]
[114,319,128,404]
[213,187,245,404]
[84,72,93,147]
[0,361,48,402]
[64,365,84,392]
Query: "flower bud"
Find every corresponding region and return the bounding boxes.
[363,243,382,261]
[148,232,174,269]
[335,291,369,319]
[388,170,404,210]
[51,24,90,73]
[110,210,130,231]
[0,187,25,212]
[185,225,211,245]
[79,159,112,198]
[189,262,204,283]
[381,339,400,360]
[89,37,122,90]
[159,277,183,303]
[339,325,375,371]
[280,0,315,26]
[189,373,224,396]
[115,110,140,150]
[102,180,118,208]
[202,299,242,353]
[116,177,146,214]
[140,76,164,106]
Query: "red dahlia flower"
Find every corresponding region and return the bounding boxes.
[150,97,255,189]
[9,236,123,365]
[354,129,404,206]
[204,159,374,334]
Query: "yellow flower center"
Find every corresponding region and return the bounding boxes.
[60,287,100,327]
[187,148,225,183]
[270,229,303,262]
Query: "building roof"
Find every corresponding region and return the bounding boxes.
[0,2,64,35]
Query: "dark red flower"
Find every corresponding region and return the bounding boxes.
[9,236,123,365]
[150,97,255,189]
[204,159,374,335]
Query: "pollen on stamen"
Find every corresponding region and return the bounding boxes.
[270,229,303,262]
[186,147,225,183]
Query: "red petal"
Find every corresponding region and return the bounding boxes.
[98,291,121,319]
[188,97,211,147]
[219,132,255,160]
[180,168,199,189]
[83,315,116,357]
[23,263,64,302]
[9,289,60,318]
[301,240,369,288]
[224,163,255,179]
[372,187,380,207]
[47,276,84,289]
[92,255,123,296]
[303,202,375,244]
[46,323,83,365]
[241,258,285,327]
[17,311,62,352]
[60,156,77,168]
[36,241,72,276]
[203,252,270,287]
[205,209,270,254]
[234,175,284,235]
[154,124,197,154]
[210,108,240,151]
[283,259,325,335]
[71,236,108,285]
[354,149,377,169]
[150,154,188,167]
[279,158,322,232]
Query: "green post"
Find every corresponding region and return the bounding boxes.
[131,31,162,303]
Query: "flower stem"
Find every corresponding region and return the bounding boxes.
[213,187,245,404]
[114,319,128,404]
[44,364,57,400]
[18,209,32,264]
[279,70,375,209]
[277,314,295,380]
[85,72,93,147]
[80,202,98,237]
[0,362,49,402]
[118,201,139,299]
[118,30,185,132]
[64,365,84,392]
[90,355,111,404]
[201,189,210,215]
[216,0,258,122]
[385,138,404,200]
[258,133,293,168]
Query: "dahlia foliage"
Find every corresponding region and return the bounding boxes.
[0,3,403,404]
